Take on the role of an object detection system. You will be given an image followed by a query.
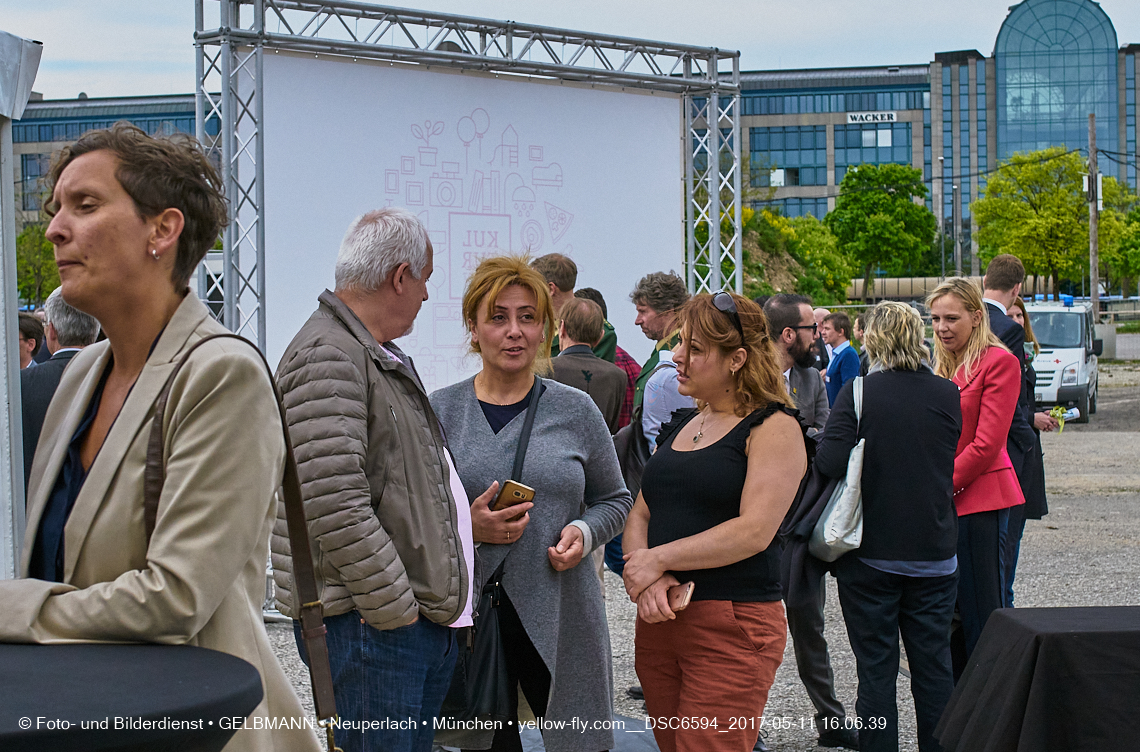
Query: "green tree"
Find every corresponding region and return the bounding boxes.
[973,147,1087,297]
[787,214,855,304]
[824,163,936,301]
[1096,179,1140,296]
[16,224,59,307]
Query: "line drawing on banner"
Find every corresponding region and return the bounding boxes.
[382,106,575,386]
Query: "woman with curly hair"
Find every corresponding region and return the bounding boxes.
[623,291,810,752]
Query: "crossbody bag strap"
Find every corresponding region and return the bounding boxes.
[143,333,339,737]
[510,375,543,482]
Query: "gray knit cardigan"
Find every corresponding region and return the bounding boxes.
[430,377,633,752]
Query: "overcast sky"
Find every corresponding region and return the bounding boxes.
[4,0,1140,100]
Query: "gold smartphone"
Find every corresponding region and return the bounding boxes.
[667,581,695,612]
[492,480,536,512]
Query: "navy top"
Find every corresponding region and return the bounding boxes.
[825,342,861,406]
[641,402,810,602]
[478,382,546,434]
[29,363,111,582]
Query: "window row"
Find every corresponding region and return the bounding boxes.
[741,89,928,117]
[13,115,217,144]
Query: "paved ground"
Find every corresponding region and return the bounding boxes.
[268,362,1140,752]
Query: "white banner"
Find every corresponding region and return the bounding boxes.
[262,52,683,391]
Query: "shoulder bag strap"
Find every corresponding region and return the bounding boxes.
[510,375,543,482]
[143,333,339,741]
[853,376,864,433]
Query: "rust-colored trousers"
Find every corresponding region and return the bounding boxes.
[635,599,787,752]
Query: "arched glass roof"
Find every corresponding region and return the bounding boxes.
[996,0,1117,55]
[994,0,1119,174]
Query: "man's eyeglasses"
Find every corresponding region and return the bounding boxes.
[712,291,745,344]
[790,324,818,335]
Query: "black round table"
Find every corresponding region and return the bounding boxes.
[0,643,264,752]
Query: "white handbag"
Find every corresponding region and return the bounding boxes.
[809,376,864,563]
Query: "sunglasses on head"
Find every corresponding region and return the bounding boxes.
[712,291,745,344]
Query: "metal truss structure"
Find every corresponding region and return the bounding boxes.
[194,0,742,347]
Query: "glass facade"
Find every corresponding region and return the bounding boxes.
[20,154,51,212]
[995,0,1119,176]
[833,122,912,184]
[750,126,826,186]
[1127,53,1136,187]
[742,89,928,116]
[12,114,206,143]
[754,197,829,219]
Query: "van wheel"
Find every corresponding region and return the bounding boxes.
[1075,392,1091,423]
[1090,382,1098,415]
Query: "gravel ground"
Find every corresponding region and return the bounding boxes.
[268,362,1140,751]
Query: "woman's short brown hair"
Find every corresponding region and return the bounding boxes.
[462,255,555,373]
[46,122,227,291]
[676,292,794,417]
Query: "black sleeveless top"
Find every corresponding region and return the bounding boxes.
[641,402,810,603]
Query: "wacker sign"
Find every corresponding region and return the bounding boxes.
[847,111,897,124]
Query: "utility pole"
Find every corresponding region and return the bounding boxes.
[1088,113,1099,318]
[952,184,962,275]
[938,156,946,279]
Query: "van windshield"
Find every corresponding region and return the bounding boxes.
[1028,312,1083,349]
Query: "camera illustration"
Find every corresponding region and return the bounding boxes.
[430,175,464,208]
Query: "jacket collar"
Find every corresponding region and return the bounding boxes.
[23,293,214,578]
[317,289,425,394]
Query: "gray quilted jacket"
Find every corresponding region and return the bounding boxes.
[270,290,469,629]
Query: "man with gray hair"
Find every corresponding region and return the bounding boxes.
[21,287,100,492]
[272,207,475,752]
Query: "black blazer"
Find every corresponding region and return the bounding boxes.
[986,302,1037,468]
[815,368,962,561]
[21,349,79,492]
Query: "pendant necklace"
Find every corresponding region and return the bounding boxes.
[693,410,709,445]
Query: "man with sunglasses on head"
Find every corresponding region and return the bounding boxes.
[762,295,860,752]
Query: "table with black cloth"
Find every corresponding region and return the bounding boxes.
[0,643,264,752]
[936,606,1140,752]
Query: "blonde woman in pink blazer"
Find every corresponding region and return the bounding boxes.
[928,278,1025,679]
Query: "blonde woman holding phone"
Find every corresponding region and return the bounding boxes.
[430,256,632,752]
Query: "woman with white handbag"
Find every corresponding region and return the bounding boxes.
[815,302,962,752]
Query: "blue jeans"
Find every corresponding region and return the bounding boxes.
[604,533,625,576]
[294,611,457,752]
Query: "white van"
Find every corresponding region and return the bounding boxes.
[1025,299,1102,423]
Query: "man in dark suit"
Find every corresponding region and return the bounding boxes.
[549,297,628,434]
[22,288,100,492]
[763,294,858,751]
[981,254,1037,605]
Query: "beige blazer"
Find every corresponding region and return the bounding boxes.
[0,293,319,752]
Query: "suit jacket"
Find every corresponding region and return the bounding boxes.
[952,345,1026,517]
[21,349,79,492]
[986,302,1037,471]
[816,369,961,561]
[550,345,628,433]
[0,294,319,752]
[788,364,829,436]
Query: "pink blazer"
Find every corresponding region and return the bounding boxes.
[952,345,1026,516]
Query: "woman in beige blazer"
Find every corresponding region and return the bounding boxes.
[0,124,319,752]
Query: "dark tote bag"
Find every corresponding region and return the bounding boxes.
[440,376,542,722]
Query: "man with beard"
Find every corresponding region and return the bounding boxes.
[766,294,829,436]
[763,295,859,751]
